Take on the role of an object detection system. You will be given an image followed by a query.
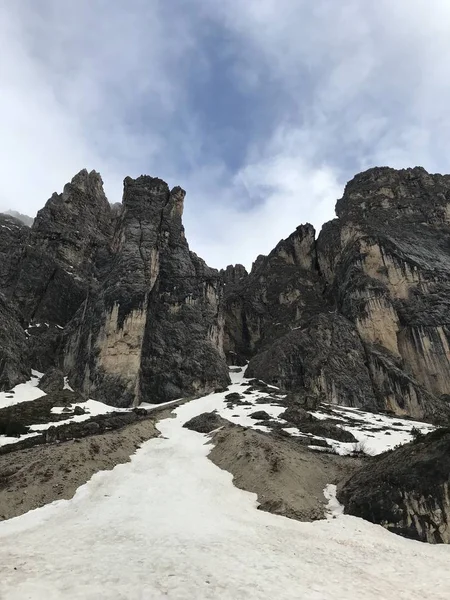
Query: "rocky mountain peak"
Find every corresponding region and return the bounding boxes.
[3,164,450,425]
[2,210,34,227]
[67,169,105,197]
[221,264,248,285]
[336,166,450,225]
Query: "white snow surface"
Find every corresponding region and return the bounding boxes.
[0,370,45,408]
[323,484,344,517]
[309,404,435,455]
[184,369,435,456]
[0,370,128,447]
[0,369,449,599]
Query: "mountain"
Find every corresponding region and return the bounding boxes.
[1,166,450,424]
[2,166,450,556]
[224,167,450,424]
[1,210,34,227]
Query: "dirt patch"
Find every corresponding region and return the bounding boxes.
[0,405,181,521]
[208,424,363,521]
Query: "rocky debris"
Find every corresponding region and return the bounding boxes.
[0,390,81,429]
[278,405,357,443]
[64,176,229,407]
[225,392,244,401]
[0,419,29,437]
[183,411,228,433]
[0,416,160,521]
[0,402,179,456]
[337,427,450,543]
[279,406,318,426]
[299,422,357,443]
[73,406,86,416]
[208,424,363,522]
[38,367,64,394]
[249,410,271,421]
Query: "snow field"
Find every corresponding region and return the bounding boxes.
[0,371,449,599]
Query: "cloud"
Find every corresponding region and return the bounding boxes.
[2,1,450,270]
[0,0,203,210]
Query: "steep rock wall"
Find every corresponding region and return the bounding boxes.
[228,167,450,422]
[338,428,450,543]
[65,176,229,406]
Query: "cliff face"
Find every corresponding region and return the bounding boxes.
[221,225,325,364]
[0,171,229,405]
[337,428,450,543]
[225,167,450,422]
[2,165,450,417]
[63,176,229,407]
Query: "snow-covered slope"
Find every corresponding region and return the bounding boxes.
[0,373,129,448]
[198,368,435,456]
[0,371,45,408]
[0,369,449,599]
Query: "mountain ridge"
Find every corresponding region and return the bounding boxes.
[1,165,450,424]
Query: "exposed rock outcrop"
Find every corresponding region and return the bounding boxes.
[318,167,450,421]
[2,210,34,227]
[3,165,450,419]
[0,214,31,294]
[64,176,229,407]
[11,169,113,328]
[225,167,450,423]
[222,224,325,366]
[0,294,30,389]
[38,367,64,394]
[337,427,450,543]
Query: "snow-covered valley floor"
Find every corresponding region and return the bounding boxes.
[1,371,450,599]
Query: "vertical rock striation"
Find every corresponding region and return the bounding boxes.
[64,176,229,407]
[2,164,450,419]
[226,167,450,422]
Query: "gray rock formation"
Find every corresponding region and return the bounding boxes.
[225,167,450,423]
[11,169,113,327]
[0,214,30,294]
[222,224,325,366]
[337,427,450,543]
[64,176,229,406]
[2,165,450,420]
[0,294,30,389]
[38,367,64,394]
[2,210,34,227]
[318,167,450,422]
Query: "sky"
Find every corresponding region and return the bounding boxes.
[1,1,450,269]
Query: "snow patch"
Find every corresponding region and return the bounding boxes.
[0,371,45,409]
[324,484,344,518]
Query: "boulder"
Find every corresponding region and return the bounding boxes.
[183,412,228,434]
[38,367,64,394]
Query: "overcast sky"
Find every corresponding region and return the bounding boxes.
[1,1,450,268]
